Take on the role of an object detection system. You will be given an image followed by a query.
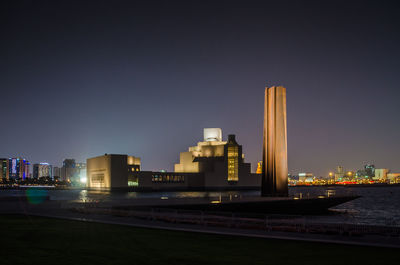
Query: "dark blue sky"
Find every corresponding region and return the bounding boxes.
[1,0,400,176]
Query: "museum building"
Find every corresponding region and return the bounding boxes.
[86,128,260,190]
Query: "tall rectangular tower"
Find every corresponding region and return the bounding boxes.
[262,86,288,196]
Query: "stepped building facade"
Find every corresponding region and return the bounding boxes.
[86,128,260,190]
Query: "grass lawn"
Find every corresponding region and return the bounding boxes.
[0,214,398,265]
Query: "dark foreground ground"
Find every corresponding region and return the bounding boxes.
[1,214,398,265]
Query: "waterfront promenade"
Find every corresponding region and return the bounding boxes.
[1,197,399,249]
[2,214,398,265]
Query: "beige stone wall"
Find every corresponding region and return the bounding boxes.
[127,156,141,166]
[87,155,111,189]
[174,151,199,172]
[174,142,225,173]
[87,154,133,189]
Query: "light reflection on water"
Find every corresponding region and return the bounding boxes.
[1,186,400,226]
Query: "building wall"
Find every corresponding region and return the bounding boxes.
[7,158,29,180]
[174,128,227,173]
[0,158,9,180]
[173,130,258,189]
[127,156,140,167]
[203,128,222,141]
[238,173,262,187]
[374,168,389,181]
[387,173,400,184]
[33,163,52,179]
[203,160,227,187]
[53,167,61,178]
[110,155,128,188]
[174,152,199,172]
[87,155,111,189]
[131,171,205,190]
[87,154,140,189]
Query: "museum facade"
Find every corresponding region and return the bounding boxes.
[86,128,260,190]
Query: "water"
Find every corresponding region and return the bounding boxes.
[291,186,400,226]
[1,186,400,227]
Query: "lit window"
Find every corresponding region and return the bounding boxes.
[227,146,239,182]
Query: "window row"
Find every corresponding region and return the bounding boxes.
[152,175,185,183]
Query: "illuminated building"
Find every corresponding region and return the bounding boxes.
[33,163,52,179]
[203,128,222,141]
[355,164,375,181]
[59,159,88,183]
[374,168,389,181]
[75,163,87,184]
[87,154,141,189]
[8,158,30,180]
[226,136,239,181]
[387,173,400,184]
[0,158,9,180]
[328,172,335,184]
[174,128,227,173]
[53,167,61,179]
[298,173,314,183]
[174,128,258,187]
[262,86,288,196]
[61,159,76,182]
[334,166,344,182]
[24,161,30,180]
[87,129,260,190]
[256,161,262,174]
[288,174,297,186]
[364,164,375,178]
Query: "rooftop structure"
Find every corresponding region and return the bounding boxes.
[203,128,222,142]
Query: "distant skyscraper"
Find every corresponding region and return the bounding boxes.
[335,166,344,182]
[0,158,9,180]
[299,173,314,183]
[61,159,76,182]
[33,163,52,179]
[364,164,375,178]
[355,164,375,181]
[53,166,61,178]
[374,168,388,181]
[387,173,400,184]
[8,158,30,180]
[262,86,288,196]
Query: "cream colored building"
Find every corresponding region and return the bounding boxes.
[298,173,314,183]
[174,128,228,172]
[387,173,400,184]
[87,154,140,189]
[86,129,260,190]
[174,128,259,188]
[374,168,389,181]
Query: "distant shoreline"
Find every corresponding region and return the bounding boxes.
[293,183,400,188]
[0,183,399,191]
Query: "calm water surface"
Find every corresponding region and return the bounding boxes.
[2,186,399,226]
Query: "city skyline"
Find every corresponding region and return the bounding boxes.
[1,1,400,176]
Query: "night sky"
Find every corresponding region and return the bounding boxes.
[1,0,400,176]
